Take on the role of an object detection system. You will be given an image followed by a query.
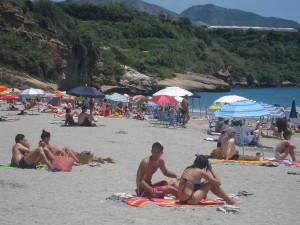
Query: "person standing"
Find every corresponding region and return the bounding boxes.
[181,94,190,128]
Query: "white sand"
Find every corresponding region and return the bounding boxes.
[1,110,300,225]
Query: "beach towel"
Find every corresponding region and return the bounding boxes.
[0,162,47,169]
[125,197,223,207]
[212,159,300,167]
[48,120,65,124]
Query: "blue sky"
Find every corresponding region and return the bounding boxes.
[53,0,300,23]
[144,0,300,23]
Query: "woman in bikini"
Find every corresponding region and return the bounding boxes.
[177,154,238,205]
[40,130,115,164]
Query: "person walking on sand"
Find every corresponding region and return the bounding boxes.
[136,142,180,198]
[10,134,54,169]
[275,130,297,161]
[178,154,239,205]
[181,94,190,128]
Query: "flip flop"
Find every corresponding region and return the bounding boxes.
[237,191,254,197]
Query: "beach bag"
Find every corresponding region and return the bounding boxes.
[52,152,74,172]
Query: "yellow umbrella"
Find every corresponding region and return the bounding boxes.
[209,105,220,110]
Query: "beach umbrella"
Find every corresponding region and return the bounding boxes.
[55,91,65,97]
[0,93,20,100]
[151,95,178,104]
[106,93,128,103]
[209,105,220,110]
[215,100,270,119]
[0,85,7,92]
[132,95,145,100]
[67,85,104,98]
[43,93,55,98]
[258,102,286,118]
[213,95,248,106]
[289,98,297,118]
[147,101,157,106]
[174,96,184,103]
[153,87,193,97]
[215,100,270,155]
[18,84,32,90]
[20,88,45,96]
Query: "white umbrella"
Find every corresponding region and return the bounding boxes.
[20,88,45,96]
[153,87,193,97]
[213,95,248,106]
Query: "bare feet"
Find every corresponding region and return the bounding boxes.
[98,157,105,163]
[227,198,240,205]
[106,157,116,163]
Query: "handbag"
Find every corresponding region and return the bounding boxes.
[52,151,74,172]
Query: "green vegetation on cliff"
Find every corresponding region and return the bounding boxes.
[1,0,300,88]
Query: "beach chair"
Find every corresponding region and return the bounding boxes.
[205,116,215,129]
[233,126,243,146]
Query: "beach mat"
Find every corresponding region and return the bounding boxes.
[125,197,223,207]
[212,159,300,167]
[0,162,47,170]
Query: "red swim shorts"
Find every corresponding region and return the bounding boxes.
[135,180,166,198]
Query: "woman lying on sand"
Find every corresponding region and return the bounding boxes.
[40,130,115,163]
[177,154,239,205]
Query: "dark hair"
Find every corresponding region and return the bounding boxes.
[65,108,71,113]
[41,130,50,139]
[283,130,292,140]
[187,154,209,171]
[152,142,164,152]
[82,106,87,110]
[15,134,25,143]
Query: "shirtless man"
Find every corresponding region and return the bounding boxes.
[11,134,54,169]
[78,106,95,127]
[275,130,296,161]
[220,127,239,160]
[136,142,179,198]
[181,94,190,127]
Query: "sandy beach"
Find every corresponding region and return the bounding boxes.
[1,109,300,225]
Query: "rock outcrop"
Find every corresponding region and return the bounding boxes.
[158,72,230,92]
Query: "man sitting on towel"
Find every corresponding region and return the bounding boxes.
[136,142,180,198]
[211,127,261,161]
[78,106,96,127]
[10,134,54,169]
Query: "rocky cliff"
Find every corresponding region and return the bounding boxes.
[0,1,233,93]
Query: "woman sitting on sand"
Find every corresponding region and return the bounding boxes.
[40,130,115,164]
[177,154,238,205]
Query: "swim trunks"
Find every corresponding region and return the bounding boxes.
[135,180,166,198]
[18,157,36,169]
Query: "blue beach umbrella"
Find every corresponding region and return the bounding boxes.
[258,102,286,118]
[215,100,270,119]
[289,98,297,118]
[67,85,104,98]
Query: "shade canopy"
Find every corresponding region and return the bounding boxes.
[215,100,270,118]
[0,93,20,100]
[151,95,178,104]
[106,93,128,103]
[153,87,193,97]
[20,88,45,96]
[289,98,298,118]
[213,95,248,105]
[18,84,32,90]
[67,85,104,98]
